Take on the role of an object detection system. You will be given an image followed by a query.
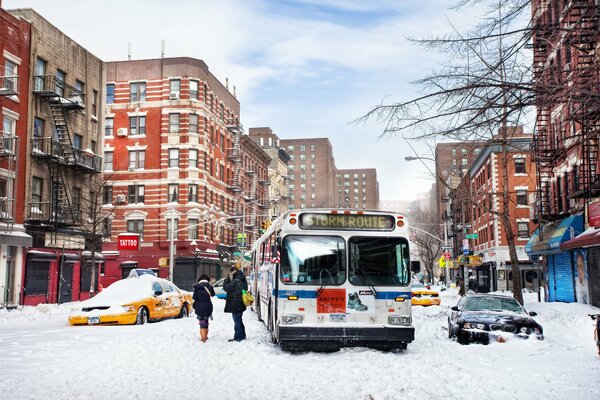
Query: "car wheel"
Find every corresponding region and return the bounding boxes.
[177,305,188,319]
[448,320,453,339]
[136,307,148,325]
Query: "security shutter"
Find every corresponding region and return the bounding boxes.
[80,262,99,293]
[24,256,51,296]
[550,252,575,303]
[173,261,196,292]
[588,247,600,308]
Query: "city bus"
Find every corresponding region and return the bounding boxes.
[249,209,415,352]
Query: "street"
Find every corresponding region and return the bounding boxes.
[1,290,599,400]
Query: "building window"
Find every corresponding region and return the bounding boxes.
[451,148,456,156]
[31,176,42,205]
[287,145,294,152]
[102,218,112,238]
[4,59,17,92]
[105,118,114,136]
[300,154,305,161]
[188,184,198,203]
[167,218,179,240]
[33,117,44,138]
[189,149,198,169]
[516,189,527,206]
[128,185,145,204]
[127,219,144,240]
[103,186,113,204]
[170,79,180,99]
[461,148,467,155]
[92,90,98,116]
[54,70,66,97]
[72,188,81,211]
[188,218,199,240]
[128,150,145,169]
[462,158,468,165]
[168,148,180,168]
[310,144,315,151]
[168,184,179,202]
[515,157,526,174]
[73,134,82,149]
[103,151,113,171]
[169,113,180,133]
[517,222,529,238]
[129,116,146,135]
[300,144,305,152]
[189,114,198,134]
[130,82,146,102]
[190,80,199,100]
[106,83,115,104]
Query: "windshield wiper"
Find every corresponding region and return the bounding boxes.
[356,266,378,298]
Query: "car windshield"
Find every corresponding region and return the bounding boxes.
[348,237,410,286]
[463,296,525,313]
[280,235,345,285]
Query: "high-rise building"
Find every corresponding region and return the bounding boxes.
[336,168,379,209]
[280,138,337,209]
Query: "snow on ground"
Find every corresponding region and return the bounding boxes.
[0,289,599,400]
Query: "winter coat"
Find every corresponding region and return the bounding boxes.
[223,269,248,313]
[192,280,215,318]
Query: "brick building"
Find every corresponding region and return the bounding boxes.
[528,0,600,305]
[336,168,379,209]
[248,127,291,218]
[451,129,538,293]
[280,138,338,209]
[0,6,31,307]
[101,57,252,291]
[6,9,105,306]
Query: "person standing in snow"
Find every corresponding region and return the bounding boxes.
[193,274,215,342]
[223,266,248,342]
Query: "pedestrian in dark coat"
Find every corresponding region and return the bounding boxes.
[223,266,247,341]
[193,274,215,342]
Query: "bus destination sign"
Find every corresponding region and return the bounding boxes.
[299,213,395,231]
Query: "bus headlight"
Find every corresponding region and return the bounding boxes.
[281,314,304,324]
[388,316,411,326]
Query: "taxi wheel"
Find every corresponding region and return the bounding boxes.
[177,305,188,319]
[136,307,148,325]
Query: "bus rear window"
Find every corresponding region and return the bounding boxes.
[280,235,345,285]
[348,237,410,286]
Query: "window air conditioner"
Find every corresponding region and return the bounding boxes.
[169,92,180,100]
[115,194,126,204]
[128,166,135,172]
[117,128,128,137]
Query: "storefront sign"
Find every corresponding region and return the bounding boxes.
[589,201,600,228]
[117,233,140,250]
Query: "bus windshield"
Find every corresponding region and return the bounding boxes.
[280,235,345,285]
[348,237,410,286]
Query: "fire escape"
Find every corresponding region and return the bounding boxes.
[27,74,102,242]
[0,69,19,232]
[531,0,600,222]
[226,118,245,242]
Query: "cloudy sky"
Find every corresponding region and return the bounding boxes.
[4,0,485,200]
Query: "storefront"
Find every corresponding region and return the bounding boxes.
[525,214,583,303]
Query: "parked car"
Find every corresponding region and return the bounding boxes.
[212,278,226,299]
[448,293,544,344]
[127,268,156,278]
[411,282,441,306]
[69,275,193,326]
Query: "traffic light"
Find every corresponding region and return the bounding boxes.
[260,220,271,233]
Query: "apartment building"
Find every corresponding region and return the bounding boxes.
[336,168,379,209]
[101,57,244,290]
[6,9,105,306]
[0,6,31,307]
[280,138,337,209]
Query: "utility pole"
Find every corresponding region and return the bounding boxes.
[169,206,175,282]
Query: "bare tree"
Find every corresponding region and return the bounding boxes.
[360,0,538,304]
[409,207,443,284]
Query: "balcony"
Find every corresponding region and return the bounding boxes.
[0,75,19,96]
[26,202,82,226]
[32,75,85,110]
[0,197,14,222]
[0,133,17,157]
[31,137,102,173]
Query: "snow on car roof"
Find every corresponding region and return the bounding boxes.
[80,275,158,307]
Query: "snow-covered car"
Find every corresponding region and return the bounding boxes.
[69,275,193,326]
[448,293,544,344]
[411,282,441,306]
[212,278,226,299]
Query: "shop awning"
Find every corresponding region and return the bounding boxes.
[0,231,32,247]
[561,227,600,250]
[526,214,583,256]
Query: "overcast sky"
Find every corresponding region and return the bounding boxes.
[5,0,485,200]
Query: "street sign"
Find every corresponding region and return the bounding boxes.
[466,233,478,239]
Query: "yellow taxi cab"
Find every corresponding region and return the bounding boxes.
[69,274,193,326]
[411,282,441,306]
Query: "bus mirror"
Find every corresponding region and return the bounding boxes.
[410,261,421,273]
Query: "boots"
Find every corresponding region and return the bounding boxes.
[200,328,209,342]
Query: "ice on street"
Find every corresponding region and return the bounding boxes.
[1,289,599,400]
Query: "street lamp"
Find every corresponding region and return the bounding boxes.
[405,156,435,162]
